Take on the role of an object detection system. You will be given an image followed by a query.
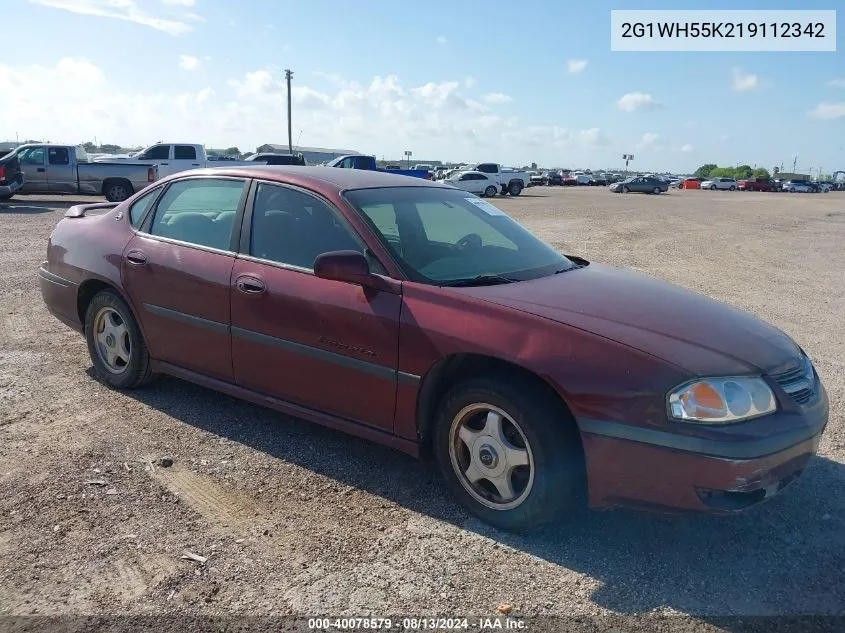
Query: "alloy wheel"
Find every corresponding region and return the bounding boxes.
[93,306,131,374]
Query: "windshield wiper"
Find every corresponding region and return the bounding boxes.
[444,274,518,287]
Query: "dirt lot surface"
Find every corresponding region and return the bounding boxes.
[1,188,843,629]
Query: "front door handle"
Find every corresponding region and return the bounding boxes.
[236,275,265,295]
[160,162,169,166]
[37,168,45,172]
[125,250,147,265]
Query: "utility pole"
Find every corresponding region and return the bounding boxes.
[285,69,294,154]
[792,155,798,173]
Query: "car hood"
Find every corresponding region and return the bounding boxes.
[462,263,800,376]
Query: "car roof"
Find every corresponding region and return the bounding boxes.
[161,165,447,191]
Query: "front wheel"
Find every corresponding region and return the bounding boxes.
[710,185,717,190]
[484,185,498,197]
[84,290,156,389]
[433,376,585,531]
[622,186,630,193]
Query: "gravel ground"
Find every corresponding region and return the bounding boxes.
[0,188,843,630]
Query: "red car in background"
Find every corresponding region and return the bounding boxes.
[39,167,828,530]
[737,177,775,192]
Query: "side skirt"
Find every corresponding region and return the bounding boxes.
[150,360,420,458]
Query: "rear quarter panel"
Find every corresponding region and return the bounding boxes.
[44,206,135,326]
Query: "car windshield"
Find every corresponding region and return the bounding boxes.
[344,186,575,285]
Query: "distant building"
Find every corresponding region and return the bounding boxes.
[256,144,361,164]
[0,141,20,153]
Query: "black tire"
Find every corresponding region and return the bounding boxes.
[622,186,629,193]
[652,187,661,194]
[729,185,736,191]
[433,376,585,532]
[710,185,717,190]
[0,193,14,201]
[484,185,498,197]
[103,180,133,202]
[508,181,523,196]
[84,289,155,389]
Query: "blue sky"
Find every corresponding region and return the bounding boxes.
[1,0,843,172]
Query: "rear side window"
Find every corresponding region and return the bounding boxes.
[128,188,160,228]
[48,147,69,165]
[174,145,197,160]
[149,179,246,251]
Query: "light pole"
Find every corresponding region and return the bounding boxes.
[622,153,634,175]
[285,69,294,154]
[404,150,412,169]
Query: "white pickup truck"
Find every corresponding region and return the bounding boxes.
[466,163,530,196]
[93,142,264,178]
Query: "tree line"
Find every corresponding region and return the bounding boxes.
[694,164,771,180]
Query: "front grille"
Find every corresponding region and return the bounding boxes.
[771,360,815,405]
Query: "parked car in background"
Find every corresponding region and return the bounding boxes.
[813,181,832,193]
[700,178,737,191]
[244,152,307,166]
[0,147,24,199]
[591,174,610,186]
[669,178,683,189]
[680,178,702,190]
[737,176,774,192]
[609,176,669,194]
[444,171,499,197]
[546,171,563,186]
[466,163,530,196]
[8,144,159,201]
[326,154,433,179]
[93,142,265,177]
[529,172,546,187]
[782,180,814,193]
[573,172,592,186]
[562,174,578,186]
[39,166,828,531]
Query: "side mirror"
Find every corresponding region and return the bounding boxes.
[313,250,398,293]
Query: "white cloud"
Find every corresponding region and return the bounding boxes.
[731,68,759,92]
[567,59,588,74]
[640,132,659,147]
[483,92,513,104]
[1,58,621,165]
[160,0,195,5]
[808,102,845,120]
[617,92,661,112]
[680,143,694,153]
[28,0,193,35]
[178,54,199,71]
[827,78,845,88]
[435,35,447,45]
[464,77,477,89]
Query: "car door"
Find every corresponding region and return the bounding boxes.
[172,144,204,175]
[230,181,401,431]
[17,146,48,193]
[121,176,249,381]
[46,146,76,193]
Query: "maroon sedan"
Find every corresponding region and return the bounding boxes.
[38,167,828,530]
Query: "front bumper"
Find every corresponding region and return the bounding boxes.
[579,383,829,513]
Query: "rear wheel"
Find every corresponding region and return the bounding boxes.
[433,376,585,531]
[729,185,736,191]
[103,180,134,202]
[508,181,523,196]
[84,290,155,389]
[484,185,497,197]
[652,187,661,194]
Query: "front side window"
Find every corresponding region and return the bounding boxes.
[18,147,46,165]
[249,183,365,270]
[138,145,170,160]
[345,187,573,285]
[149,178,245,250]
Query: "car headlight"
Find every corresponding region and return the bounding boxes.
[668,377,776,424]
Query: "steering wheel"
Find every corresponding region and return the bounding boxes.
[456,233,482,250]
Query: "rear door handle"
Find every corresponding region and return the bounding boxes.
[236,275,265,295]
[160,162,169,165]
[125,250,147,265]
[37,168,45,172]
